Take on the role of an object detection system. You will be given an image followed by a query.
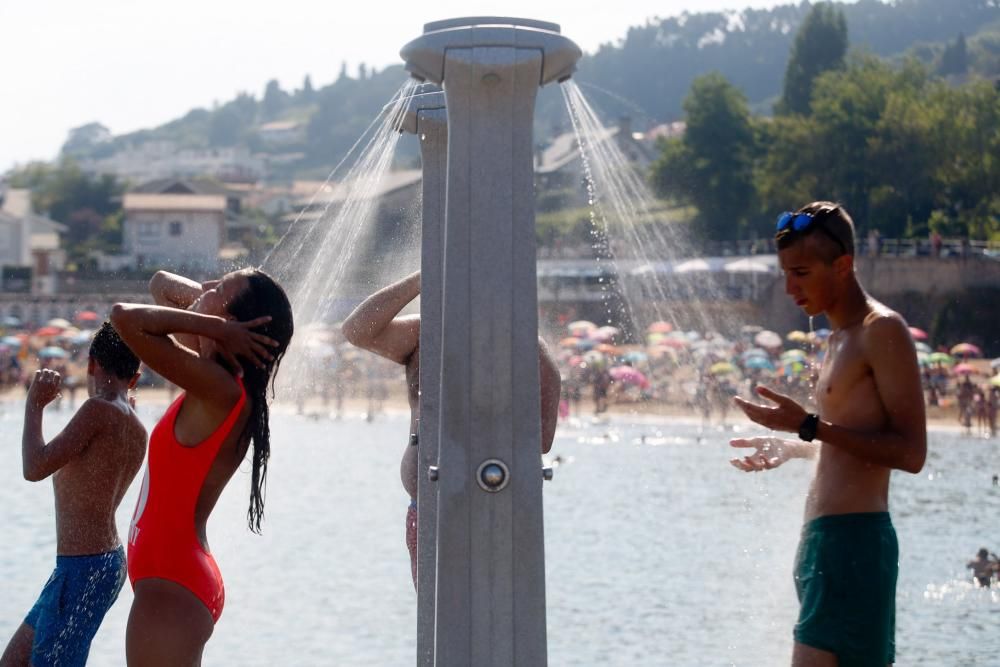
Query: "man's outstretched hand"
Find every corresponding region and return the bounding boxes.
[733,385,808,433]
[729,436,796,472]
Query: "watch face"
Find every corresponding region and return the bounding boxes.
[799,414,818,441]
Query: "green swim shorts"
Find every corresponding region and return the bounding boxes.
[793,512,898,666]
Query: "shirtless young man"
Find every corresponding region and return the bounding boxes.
[341,271,561,587]
[729,202,927,667]
[2,322,147,667]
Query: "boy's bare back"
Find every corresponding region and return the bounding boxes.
[51,394,146,555]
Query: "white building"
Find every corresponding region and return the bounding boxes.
[81,141,266,185]
[0,189,67,294]
[123,192,226,270]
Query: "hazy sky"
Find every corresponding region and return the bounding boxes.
[0,0,790,172]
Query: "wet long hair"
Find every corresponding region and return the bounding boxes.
[224,268,294,533]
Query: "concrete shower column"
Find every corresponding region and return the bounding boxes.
[401,18,581,667]
[394,89,448,667]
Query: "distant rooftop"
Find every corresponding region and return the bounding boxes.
[123,193,227,212]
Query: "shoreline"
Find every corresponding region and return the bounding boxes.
[0,385,978,434]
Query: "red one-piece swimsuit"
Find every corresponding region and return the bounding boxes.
[127,379,246,623]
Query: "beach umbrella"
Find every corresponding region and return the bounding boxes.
[908,326,928,340]
[46,318,71,329]
[916,351,930,366]
[709,361,738,376]
[593,325,620,339]
[741,347,769,359]
[952,363,980,376]
[559,336,582,348]
[38,346,68,359]
[582,350,607,369]
[754,330,782,349]
[596,343,620,355]
[1,315,22,328]
[645,332,667,346]
[812,328,832,340]
[657,337,687,350]
[914,342,932,354]
[609,365,650,388]
[950,343,982,358]
[782,361,807,376]
[1,335,23,347]
[743,356,775,371]
[567,320,597,336]
[34,326,63,338]
[928,352,954,366]
[647,321,673,334]
[991,358,1000,370]
[990,375,1000,388]
[574,338,597,351]
[71,332,93,346]
[780,349,808,362]
[786,330,809,343]
[75,310,100,322]
[622,350,648,364]
[674,258,712,273]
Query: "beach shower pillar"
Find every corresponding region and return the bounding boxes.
[395,90,448,667]
[401,18,581,666]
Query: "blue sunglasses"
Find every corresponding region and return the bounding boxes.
[776,210,848,255]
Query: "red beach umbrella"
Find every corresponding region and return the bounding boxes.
[952,363,980,376]
[950,343,982,359]
[75,310,100,322]
[907,327,928,341]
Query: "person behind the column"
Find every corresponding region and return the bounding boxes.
[341,270,561,589]
[1,322,146,667]
[729,201,926,666]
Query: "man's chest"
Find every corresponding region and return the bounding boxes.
[815,336,875,413]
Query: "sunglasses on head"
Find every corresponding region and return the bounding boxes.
[776,209,848,256]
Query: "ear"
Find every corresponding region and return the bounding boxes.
[128,371,141,389]
[833,254,854,278]
[87,357,96,376]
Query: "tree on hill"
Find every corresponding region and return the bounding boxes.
[651,72,756,241]
[939,33,970,76]
[778,2,848,115]
[208,93,258,146]
[299,75,315,103]
[261,80,290,121]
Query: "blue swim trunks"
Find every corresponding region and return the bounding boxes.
[24,546,126,667]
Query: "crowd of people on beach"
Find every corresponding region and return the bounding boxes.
[0,199,987,666]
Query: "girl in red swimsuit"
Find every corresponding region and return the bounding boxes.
[111,268,293,666]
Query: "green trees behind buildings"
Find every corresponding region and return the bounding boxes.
[653,2,1000,243]
[650,74,756,241]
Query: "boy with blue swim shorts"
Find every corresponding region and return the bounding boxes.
[2,323,147,666]
[729,202,927,666]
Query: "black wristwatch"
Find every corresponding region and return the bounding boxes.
[798,413,820,442]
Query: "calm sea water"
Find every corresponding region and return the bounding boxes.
[2,399,998,666]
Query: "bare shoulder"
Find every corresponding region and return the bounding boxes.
[87,396,148,439]
[861,305,910,348]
